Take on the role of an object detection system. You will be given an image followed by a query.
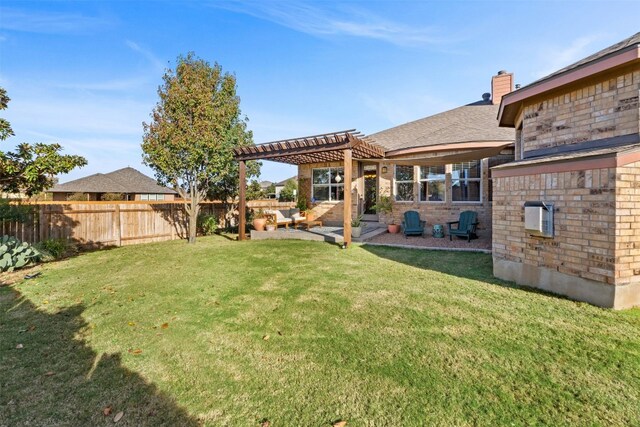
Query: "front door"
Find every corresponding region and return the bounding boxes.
[362,165,378,221]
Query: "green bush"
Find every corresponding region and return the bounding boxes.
[0,235,41,272]
[35,238,75,260]
[197,214,219,236]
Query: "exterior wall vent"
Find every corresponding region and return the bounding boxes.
[524,201,554,238]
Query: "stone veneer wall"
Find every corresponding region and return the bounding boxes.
[377,159,493,233]
[298,157,501,233]
[298,161,358,225]
[520,69,639,155]
[614,160,640,285]
[493,168,617,285]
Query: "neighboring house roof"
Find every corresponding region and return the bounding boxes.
[275,176,297,186]
[499,32,640,126]
[49,167,177,194]
[369,99,514,153]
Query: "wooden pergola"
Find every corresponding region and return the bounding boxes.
[234,129,385,247]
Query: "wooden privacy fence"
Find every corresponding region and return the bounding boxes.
[1,200,295,247]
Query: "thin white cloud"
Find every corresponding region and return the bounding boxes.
[360,92,455,130]
[534,34,604,78]
[126,40,166,72]
[214,1,446,47]
[0,7,113,34]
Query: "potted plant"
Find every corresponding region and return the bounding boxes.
[304,209,315,221]
[252,209,267,231]
[265,214,276,232]
[374,195,400,233]
[351,214,366,238]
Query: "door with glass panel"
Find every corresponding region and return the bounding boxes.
[362,164,378,221]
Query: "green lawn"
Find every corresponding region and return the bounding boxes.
[1,236,639,426]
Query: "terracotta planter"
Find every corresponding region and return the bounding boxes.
[388,224,401,234]
[253,218,267,231]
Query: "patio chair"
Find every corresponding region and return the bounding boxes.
[265,209,293,229]
[447,211,479,242]
[402,210,426,237]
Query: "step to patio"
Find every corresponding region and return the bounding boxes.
[352,225,387,242]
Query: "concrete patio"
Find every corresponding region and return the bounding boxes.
[250,223,387,244]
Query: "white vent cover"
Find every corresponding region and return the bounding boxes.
[524,201,554,238]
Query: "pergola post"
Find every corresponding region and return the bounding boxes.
[343,148,352,247]
[238,160,246,241]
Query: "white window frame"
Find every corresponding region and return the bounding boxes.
[140,194,165,201]
[451,161,482,204]
[419,165,446,203]
[394,165,414,202]
[311,167,344,202]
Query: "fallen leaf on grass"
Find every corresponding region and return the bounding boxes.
[161,322,169,329]
[262,335,270,341]
[128,348,143,355]
[127,322,135,327]
[103,406,112,416]
[43,300,49,305]
[44,371,55,376]
[113,411,124,422]
[333,421,347,427]
[28,325,36,331]
[277,330,283,336]
[260,419,271,427]
[16,344,23,349]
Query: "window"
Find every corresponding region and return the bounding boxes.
[452,161,481,202]
[394,165,414,201]
[312,167,344,201]
[140,194,165,201]
[419,166,445,202]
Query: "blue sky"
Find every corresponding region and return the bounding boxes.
[1,1,638,184]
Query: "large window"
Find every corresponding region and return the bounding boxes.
[140,194,165,201]
[419,166,445,202]
[312,167,344,201]
[452,161,481,202]
[394,165,414,201]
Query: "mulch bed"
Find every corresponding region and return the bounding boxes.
[365,231,491,251]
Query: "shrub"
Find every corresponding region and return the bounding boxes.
[101,193,126,201]
[67,192,88,201]
[0,235,41,272]
[197,214,219,236]
[35,238,76,260]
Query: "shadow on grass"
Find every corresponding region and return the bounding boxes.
[0,287,200,426]
[361,243,562,299]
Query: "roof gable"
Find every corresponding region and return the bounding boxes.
[50,167,176,194]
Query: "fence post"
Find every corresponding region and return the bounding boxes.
[114,204,122,246]
[170,203,175,240]
[38,205,47,243]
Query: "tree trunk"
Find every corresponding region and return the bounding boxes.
[187,197,200,244]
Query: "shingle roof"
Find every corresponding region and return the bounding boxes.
[534,32,640,87]
[275,176,297,186]
[369,100,514,152]
[49,167,176,194]
[492,143,640,169]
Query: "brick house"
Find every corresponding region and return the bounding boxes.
[493,32,640,308]
[235,72,515,241]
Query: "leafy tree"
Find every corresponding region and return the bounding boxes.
[246,180,264,201]
[279,179,297,202]
[265,183,276,198]
[0,87,87,196]
[142,53,258,243]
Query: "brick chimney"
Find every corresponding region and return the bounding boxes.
[491,70,514,105]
